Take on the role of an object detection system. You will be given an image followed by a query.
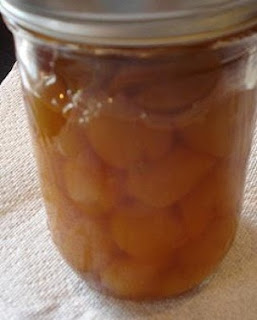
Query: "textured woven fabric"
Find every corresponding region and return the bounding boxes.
[1,64,257,320]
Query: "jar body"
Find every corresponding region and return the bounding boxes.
[13,28,257,299]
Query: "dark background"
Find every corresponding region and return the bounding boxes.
[0,15,16,83]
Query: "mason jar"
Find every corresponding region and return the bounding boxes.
[1,0,257,300]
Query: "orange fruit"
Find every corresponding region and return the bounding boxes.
[64,153,118,217]
[86,115,173,169]
[179,163,242,239]
[51,203,117,273]
[127,145,215,208]
[178,213,237,278]
[111,203,185,263]
[55,125,90,158]
[160,211,238,297]
[180,91,249,157]
[108,52,219,113]
[101,257,161,299]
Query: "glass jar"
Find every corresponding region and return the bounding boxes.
[2,0,257,300]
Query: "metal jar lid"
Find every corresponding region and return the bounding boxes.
[1,0,257,46]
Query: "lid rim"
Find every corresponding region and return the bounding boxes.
[1,0,257,46]
[1,0,257,22]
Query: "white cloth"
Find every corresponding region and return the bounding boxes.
[1,64,257,320]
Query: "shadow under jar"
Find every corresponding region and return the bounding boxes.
[2,0,257,300]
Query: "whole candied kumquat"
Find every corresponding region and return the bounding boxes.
[127,145,215,208]
[111,203,186,262]
[86,115,173,169]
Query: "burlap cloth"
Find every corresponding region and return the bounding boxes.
[1,64,257,320]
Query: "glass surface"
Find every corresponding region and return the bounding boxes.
[9,25,257,299]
